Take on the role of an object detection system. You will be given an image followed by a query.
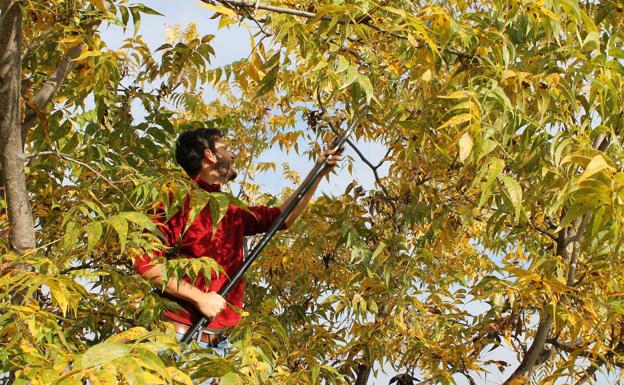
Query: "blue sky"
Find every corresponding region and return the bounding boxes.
[97,2,617,384]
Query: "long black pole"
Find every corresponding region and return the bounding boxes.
[180,116,360,343]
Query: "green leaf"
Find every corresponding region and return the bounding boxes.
[57,376,83,385]
[256,65,279,98]
[208,193,230,237]
[63,222,80,253]
[130,7,141,36]
[340,65,359,90]
[106,327,150,343]
[165,368,191,385]
[135,4,164,16]
[498,175,523,222]
[183,190,210,235]
[108,215,129,254]
[120,212,157,231]
[311,365,320,385]
[84,198,106,219]
[132,347,170,382]
[81,343,131,368]
[558,0,582,20]
[84,221,103,253]
[439,90,473,99]
[357,75,374,103]
[219,372,242,385]
[120,357,146,385]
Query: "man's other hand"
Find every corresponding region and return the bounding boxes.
[193,291,227,318]
[317,141,344,175]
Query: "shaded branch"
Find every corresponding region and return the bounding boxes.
[21,44,83,140]
[354,363,371,385]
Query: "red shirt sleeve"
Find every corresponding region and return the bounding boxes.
[242,206,287,236]
[135,196,190,274]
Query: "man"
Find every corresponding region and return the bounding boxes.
[135,128,342,350]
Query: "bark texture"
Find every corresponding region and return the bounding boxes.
[0,1,36,252]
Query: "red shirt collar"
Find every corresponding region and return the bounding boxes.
[192,176,222,192]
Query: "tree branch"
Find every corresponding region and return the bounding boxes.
[503,313,553,384]
[354,363,371,385]
[21,44,83,140]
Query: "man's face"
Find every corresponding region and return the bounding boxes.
[212,140,238,182]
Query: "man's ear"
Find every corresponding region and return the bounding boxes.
[203,148,217,165]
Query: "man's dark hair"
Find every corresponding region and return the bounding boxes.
[175,128,223,176]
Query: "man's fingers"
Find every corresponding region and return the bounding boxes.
[325,154,343,165]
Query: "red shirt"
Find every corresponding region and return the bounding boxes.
[135,179,285,328]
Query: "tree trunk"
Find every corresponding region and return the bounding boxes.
[0,0,36,253]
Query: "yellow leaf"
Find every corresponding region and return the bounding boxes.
[458,132,473,162]
[58,36,82,45]
[87,370,117,385]
[142,372,166,385]
[438,113,472,130]
[439,90,473,99]
[26,318,40,336]
[48,281,68,316]
[166,367,193,385]
[578,154,614,183]
[91,0,106,12]
[219,16,237,29]
[198,2,238,18]
[421,69,432,82]
[73,50,101,62]
[106,327,149,343]
[476,46,489,56]
[407,34,419,47]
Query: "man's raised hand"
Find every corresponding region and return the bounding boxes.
[318,140,344,175]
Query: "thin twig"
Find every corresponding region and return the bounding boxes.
[25,151,136,209]
[345,137,394,200]
[21,30,57,62]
